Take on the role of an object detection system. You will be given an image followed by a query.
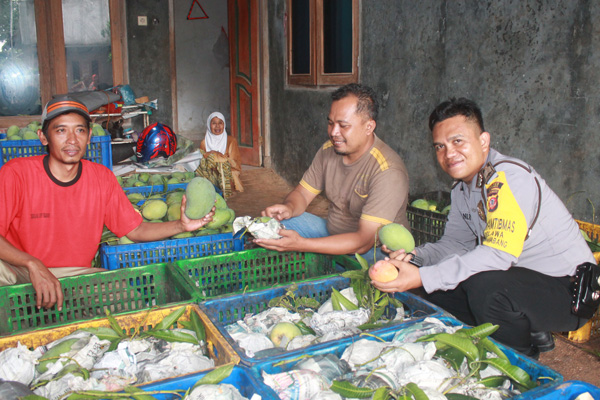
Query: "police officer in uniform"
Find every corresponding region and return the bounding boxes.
[373,97,594,358]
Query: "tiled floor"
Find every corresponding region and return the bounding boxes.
[227,166,600,387]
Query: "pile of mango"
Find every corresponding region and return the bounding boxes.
[2,122,42,140]
[1,122,106,141]
[118,171,196,188]
[103,188,235,245]
[410,198,451,215]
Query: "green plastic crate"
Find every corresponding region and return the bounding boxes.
[0,263,197,336]
[168,248,360,300]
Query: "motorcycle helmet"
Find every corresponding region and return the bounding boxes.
[136,122,177,163]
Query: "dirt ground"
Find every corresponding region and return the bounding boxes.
[227,166,600,388]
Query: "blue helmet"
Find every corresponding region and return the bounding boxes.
[136,122,177,163]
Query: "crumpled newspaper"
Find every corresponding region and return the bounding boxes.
[0,342,40,385]
[262,369,328,400]
[309,309,369,337]
[186,383,249,400]
[233,216,283,239]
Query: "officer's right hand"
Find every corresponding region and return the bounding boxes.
[27,260,63,311]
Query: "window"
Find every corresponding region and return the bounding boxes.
[287,0,359,87]
[0,0,126,125]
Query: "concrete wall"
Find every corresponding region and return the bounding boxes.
[174,0,230,141]
[126,0,173,130]
[267,0,600,221]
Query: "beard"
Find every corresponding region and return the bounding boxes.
[333,149,349,156]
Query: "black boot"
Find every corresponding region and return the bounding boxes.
[531,331,555,352]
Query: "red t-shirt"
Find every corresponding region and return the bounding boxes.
[0,156,142,268]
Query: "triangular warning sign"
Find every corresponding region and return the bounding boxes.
[187,0,209,20]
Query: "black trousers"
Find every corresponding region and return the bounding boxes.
[423,267,587,354]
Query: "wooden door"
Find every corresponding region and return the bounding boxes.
[228,0,261,166]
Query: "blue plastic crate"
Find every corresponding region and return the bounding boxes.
[100,232,244,270]
[198,275,444,366]
[525,380,600,399]
[136,365,278,400]
[253,315,563,400]
[0,135,112,170]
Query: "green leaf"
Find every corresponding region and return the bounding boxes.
[142,329,198,344]
[331,287,359,310]
[388,296,404,309]
[476,358,535,389]
[54,364,89,381]
[372,386,391,400]
[406,382,429,400]
[354,253,369,271]
[80,327,124,342]
[446,393,480,400]
[104,308,126,338]
[432,333,479,361]
[357,322,386,330]
[151,306,186,331]
[123,386,157,399]
[108,338,124,352]
[342,270,368,280]
[189,309,207,343]
[192,364,234,389]
[477,375,508,388]
[455,323,498,340]
[296,320,316,335]
[331,290,342,311]
[480,337,508,360]
[370,305,386,323]
[330,380,374,399]
[437,346,466,371]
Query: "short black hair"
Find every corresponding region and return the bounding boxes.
[331,83,379,121]
[428,97,484,132]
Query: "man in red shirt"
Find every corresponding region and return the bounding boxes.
[0,95,214,311]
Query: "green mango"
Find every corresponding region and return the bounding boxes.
[185,177,216,219]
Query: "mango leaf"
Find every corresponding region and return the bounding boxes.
[80,327,124,342]
[331,290,342,311]
[477,375,508,388]
[357,322,387,331]
[455,323,498,340]
[104,308,126,338]
[437,346,466,371]
[150,306,186,331]
[330,380,374,398]
[388,296,404,309]
[189,309,207,343]
[476,358,535,389]
[446,393,480,400]
[142,329,198,344]
[354,253,369,271]
[370,304,386,323]
[54,364,89,381]
[342,270,368,280]
[481,337,508,360]
[296,320,316,335]
[331,288,359,311]
[190,364,234,391]
[108,338,124,352]
[123,385,158,399]
[406,382,429,400]
[372,386,391,400]
[431,333,479,361]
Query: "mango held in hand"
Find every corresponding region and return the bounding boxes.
[378,223,415,253]
[369,260,399,283]
[185,177,216,219]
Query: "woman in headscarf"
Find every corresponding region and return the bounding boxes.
[195,112,243,198]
